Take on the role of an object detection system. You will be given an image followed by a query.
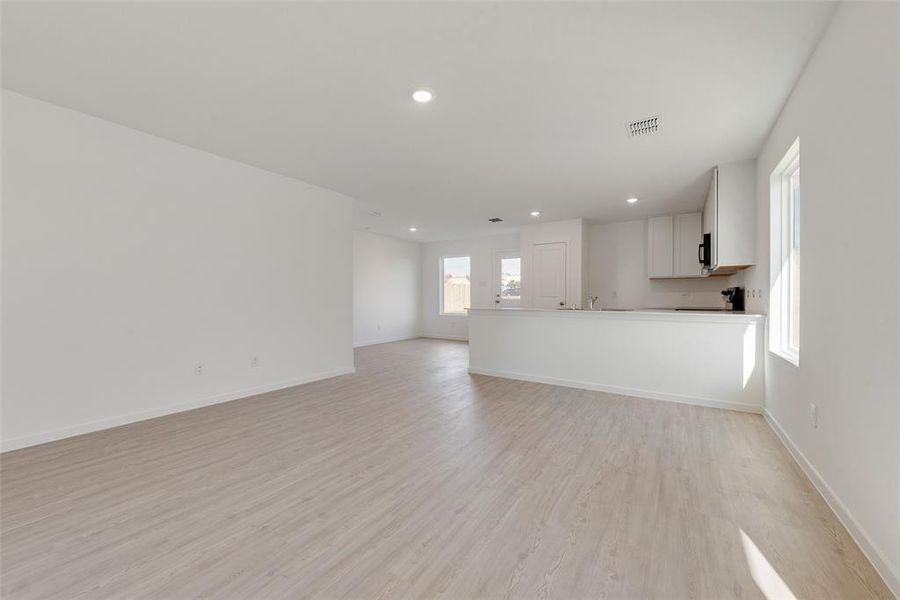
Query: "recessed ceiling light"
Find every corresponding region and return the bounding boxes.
[530,211,541,217]
[626,197,639,204]
[409,227,417,232]
[411,88,435,103]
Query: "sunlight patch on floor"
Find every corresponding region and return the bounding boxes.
[740,528,797,600]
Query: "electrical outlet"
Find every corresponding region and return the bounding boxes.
[194,362,204,376]
[810,403,818,429]
[250,355,259,368]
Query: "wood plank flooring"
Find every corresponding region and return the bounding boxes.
[0,338,892,599]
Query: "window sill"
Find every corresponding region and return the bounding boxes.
[439,312,468,317]
[769,348,799,367]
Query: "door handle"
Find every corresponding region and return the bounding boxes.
[559,301,564,306]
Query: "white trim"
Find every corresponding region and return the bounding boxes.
[0,366,356,453]
[764,410,900,597]
[468,367,762,414]
[770,346,800,368]
[769,137,801,364]
[422,334,468,342]
[353,334,420,348]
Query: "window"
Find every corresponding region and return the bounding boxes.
[770,138,800,365]
[494,250,521,307]
[440,256,471,315]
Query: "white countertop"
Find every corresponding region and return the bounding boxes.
[467,307,765,323]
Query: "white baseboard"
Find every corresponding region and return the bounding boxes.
[422,334,468,342]
[468,367,762,414]
[353,334,419,348]
[1,366,356,453]
[763,410,900,597]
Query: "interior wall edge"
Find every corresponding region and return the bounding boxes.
[468,368,764,415]
[0,366,356,454]
[421,335,468,342]
[353,335,421,348]
[763,409,900,597]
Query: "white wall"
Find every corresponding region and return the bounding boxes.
[1,91,355,451]
[421,233,519,340]
[737,3,900,593]
[353,230,421,347]
[588,219,735,309]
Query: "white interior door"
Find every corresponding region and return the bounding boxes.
[493,250,521,307]
[532,242,567,308]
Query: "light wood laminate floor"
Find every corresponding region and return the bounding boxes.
[1,339,891,599]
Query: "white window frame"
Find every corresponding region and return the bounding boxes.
[769,138,800,366]
[439,255,471,316]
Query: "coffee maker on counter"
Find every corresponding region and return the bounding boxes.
[721,287,745,312]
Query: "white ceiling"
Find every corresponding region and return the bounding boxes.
[2,1,836,241]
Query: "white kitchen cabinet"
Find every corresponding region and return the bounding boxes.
[703,169,718,268]
[703,160,756,274]
[648,213,703,279]
[648,216,674,278]
[674,212,703,277]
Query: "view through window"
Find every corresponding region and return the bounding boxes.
[500,257,521,301]
[441,256,471,314]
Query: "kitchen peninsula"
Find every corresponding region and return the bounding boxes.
[468,307,765,412]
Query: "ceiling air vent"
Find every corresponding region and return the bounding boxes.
[488,217,503,223]
[627,115,661,138]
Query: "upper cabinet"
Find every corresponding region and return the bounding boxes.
[648,215,674,278]
[704,160,756,275]
[648,212,702,279]
[674,212,703,277]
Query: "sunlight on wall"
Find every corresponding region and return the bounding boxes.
[740,529,797,600]
[742,323,757,389]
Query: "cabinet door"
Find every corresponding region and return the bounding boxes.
[532,242,567,308]
[674,213,703,277]
[715,160,756,268]
[702,168,718,270]
[648,216,674,278]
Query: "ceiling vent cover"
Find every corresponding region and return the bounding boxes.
[627,115,661,137]
[488,217,503,223]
